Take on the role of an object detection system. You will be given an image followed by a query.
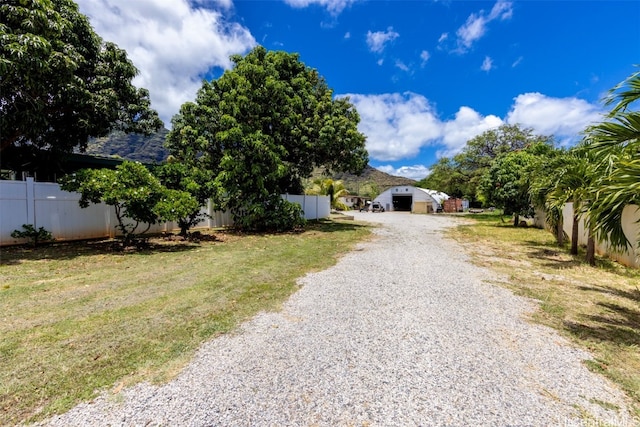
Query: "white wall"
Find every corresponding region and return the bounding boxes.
[1,179,330,246]
[563,202,639,268]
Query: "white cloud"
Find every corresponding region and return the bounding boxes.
[440,107,503,157]
[283,0,358,14]
[395,60,410,72]
[456,13,487,51]
[339,92,442,161]
[489,0,513,20]
[338,90,601,163]
[506,93,604,141]
[455,0,513,52]
[512,56,523,67]
[481,56,493,72]
[438,32,449,43]
[344,31,351,39]
[366,27,400,53]
[376,165,431,180]
[420,50,430,67]
[377,58,384,66]
[76,0,256,127]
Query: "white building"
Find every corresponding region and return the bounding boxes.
[374,186,449,213]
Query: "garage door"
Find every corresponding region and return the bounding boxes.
[392,195,412,211]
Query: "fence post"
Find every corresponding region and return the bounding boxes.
[26,177,35,227]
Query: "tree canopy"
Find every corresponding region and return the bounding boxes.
[417,124,553,205]
[166,46,368,231]
[0,0,162,156]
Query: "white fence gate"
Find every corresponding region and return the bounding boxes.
[0,179,330,246]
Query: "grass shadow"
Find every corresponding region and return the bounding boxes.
[0,237,204,265]
[565,301,640,347]
[577,285,640,303]
[308,219,370,233]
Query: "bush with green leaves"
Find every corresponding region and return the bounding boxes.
[11,224,53,246]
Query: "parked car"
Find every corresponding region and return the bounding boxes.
[371,201,385,212]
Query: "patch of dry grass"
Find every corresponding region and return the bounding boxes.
[448,212,640,418]
[0,220,371,425]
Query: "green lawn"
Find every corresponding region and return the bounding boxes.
[0,220,371,425]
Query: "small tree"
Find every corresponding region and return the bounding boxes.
[60,161,197,246]
[153,160,215,236]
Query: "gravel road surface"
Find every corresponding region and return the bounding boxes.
[42,212,636,426]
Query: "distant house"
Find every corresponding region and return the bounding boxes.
[374,186,449,213]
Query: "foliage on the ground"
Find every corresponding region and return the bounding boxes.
[0,220,371,425]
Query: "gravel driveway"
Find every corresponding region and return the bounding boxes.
[43,212,635,426]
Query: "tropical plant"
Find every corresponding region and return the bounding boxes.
[306,178,349,210]
[545,150,599,265]
[528,149,570,245]
[153,159,215,236]
[583,68,640,252]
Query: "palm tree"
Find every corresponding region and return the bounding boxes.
[306,178,350,210]
[583,68,640,252]
[546,151,599,264]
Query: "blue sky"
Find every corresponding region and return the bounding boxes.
[76,0,639,180]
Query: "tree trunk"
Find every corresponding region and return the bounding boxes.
[513,213,519,227]
[570,214,579,255]
[586,228,596,266]
[556,215,564,246]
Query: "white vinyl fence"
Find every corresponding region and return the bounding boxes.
[0,178,330,246]
[562,202,640,268]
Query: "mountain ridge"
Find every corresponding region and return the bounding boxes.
[85,130,415,195]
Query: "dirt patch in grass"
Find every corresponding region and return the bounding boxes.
[447,212,640,418]
[0,220,371,425]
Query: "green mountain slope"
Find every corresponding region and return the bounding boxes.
[84,129,170,164]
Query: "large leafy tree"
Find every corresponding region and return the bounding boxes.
[0,0,162,158]
[418,124,553,205]
[478,142,556,227]
[166,46,368,231]
[416,157,468,198]
[583,68,640,251]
